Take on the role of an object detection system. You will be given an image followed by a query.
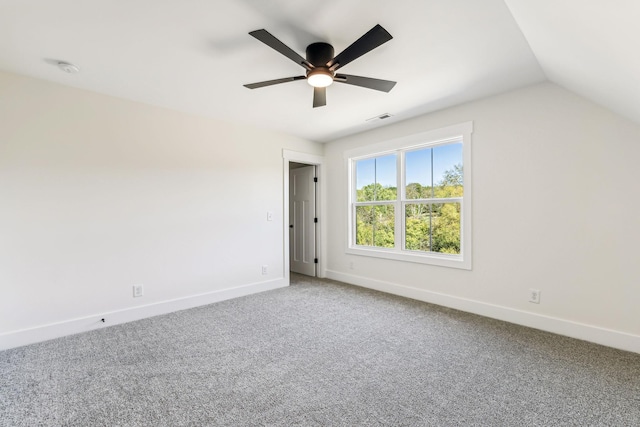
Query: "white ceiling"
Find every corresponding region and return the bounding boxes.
[504,0,640,128]
[0,0,637,142]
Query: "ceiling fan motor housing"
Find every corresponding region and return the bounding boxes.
[306,42,334,67]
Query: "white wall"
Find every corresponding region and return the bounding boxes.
[3,73,638,354]
[0,71,323,349]
[324,83,640,353]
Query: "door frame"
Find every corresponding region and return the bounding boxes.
[289,164,317,277]
[283,150,326,282]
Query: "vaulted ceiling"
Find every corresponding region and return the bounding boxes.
[1,0,637,142]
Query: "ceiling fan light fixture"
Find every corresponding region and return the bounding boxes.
[307,68,333,88]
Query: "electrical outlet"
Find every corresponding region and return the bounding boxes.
[262,265,268,275]
[349,261,354,270]
[133,284,144,298]
[529,288,541,304]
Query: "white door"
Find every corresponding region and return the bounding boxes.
[289,165,316,276]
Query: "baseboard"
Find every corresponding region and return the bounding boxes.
[0,278,288,351]
[326,270,640,354]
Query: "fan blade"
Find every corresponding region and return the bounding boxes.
[313,87,326,108]
[327,24,392,71]
[249,29,311,69]
[244,76,306,89]
[334,74,396,92]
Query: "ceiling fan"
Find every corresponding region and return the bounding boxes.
[243,24,396,108]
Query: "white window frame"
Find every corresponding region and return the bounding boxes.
[345,122,472,270]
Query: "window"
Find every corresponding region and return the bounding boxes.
[346,122,472,269]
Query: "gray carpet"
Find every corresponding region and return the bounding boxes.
[1,274,639,426]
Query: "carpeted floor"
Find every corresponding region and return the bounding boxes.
[1,274,639,426]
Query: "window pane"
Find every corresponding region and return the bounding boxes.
[355,154,397,202]
[432,202,461,254]
[405,148,432,199]
[405,203,431,252]
[355,158,375,201]
[433,143,463,198]
[356,205,395,248]
[405,202,461,254]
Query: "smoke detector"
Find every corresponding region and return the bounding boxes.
[57,61,80,74]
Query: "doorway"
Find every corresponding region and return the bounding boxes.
[282,150,326,282]
[289,163,317,276]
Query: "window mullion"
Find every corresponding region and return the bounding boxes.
[350,159,357,247]
[403,197,462,204]
[354,201,396,206]
[430,147,434,199]
[395,151,403,250]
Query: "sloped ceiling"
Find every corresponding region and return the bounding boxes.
[504,0,640,127]
[0,0,635,142]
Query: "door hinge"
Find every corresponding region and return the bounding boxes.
[313,177,318,183]
[314,218,318,223]
[314,258,318,264]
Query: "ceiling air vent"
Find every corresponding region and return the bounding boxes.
[366,113,394,122]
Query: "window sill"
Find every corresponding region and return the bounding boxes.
[346,246,471,270]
